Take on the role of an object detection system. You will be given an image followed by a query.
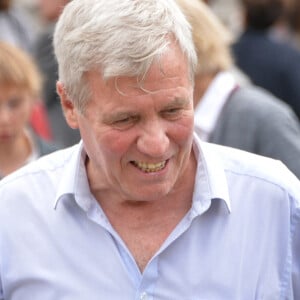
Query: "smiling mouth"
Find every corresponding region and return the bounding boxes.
[131,160,167,173]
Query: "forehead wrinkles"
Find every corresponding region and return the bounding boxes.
[114,75,190,97]
[114,63,190,97]
[87,71,190,102]
[88,41,191,98]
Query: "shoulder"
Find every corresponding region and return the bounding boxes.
[231,86,290,108]
[0,144,81,227]
[0,145,77,191]
[228,86,298,120]
[204,142,300,198]
[219,85,299,132]
[34,135,60,156]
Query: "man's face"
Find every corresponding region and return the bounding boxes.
[71,44,194,202]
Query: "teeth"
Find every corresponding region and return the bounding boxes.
[133,161,166,173]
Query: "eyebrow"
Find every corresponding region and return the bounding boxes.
[102,111,136,124]
[163,97,190,109]
[102,97,190,124]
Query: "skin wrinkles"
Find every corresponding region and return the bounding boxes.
[102,95,191,128]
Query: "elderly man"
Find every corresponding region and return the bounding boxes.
[0,0,299,299]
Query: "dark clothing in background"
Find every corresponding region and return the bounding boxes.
[233,28,300,119]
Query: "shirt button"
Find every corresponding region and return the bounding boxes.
[140,292,148,300]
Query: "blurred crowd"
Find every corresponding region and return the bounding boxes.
[1,0,300,178]
[1,0,80,151]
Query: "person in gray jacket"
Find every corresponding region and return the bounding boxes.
[177,0,300,179]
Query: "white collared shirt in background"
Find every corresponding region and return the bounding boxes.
[194,71,237,141]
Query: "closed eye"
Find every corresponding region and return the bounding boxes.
[112,115,139,129]
[161,107,183,120]
[165,108,181,113]
[6,97,22,110]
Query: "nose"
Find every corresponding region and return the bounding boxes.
[137,120,170,157]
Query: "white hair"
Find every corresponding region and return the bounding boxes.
[53,0,197,111]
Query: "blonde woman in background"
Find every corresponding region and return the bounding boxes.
[0,41,57,179]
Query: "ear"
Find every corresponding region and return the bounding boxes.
[56,81,79,129]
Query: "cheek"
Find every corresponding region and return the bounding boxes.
[99,116,194,155]
[13,105,32,125]
[169,114,194,146]
[79,111,136,157]
[21,100,33,118]
[98,130,137,157]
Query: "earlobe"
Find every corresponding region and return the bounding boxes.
[56,81,79,129]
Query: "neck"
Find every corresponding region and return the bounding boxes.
[95,151,197,227]
[97,151,197,272]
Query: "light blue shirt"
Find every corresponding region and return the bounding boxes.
[0,134,299,300]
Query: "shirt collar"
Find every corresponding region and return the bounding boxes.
[54,141,92,211]
[54,135,231,213]
[192,133,231,214]
[194,71,237,141]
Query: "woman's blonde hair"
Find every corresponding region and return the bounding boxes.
[175,0,233,76]
[0,42,42,97]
